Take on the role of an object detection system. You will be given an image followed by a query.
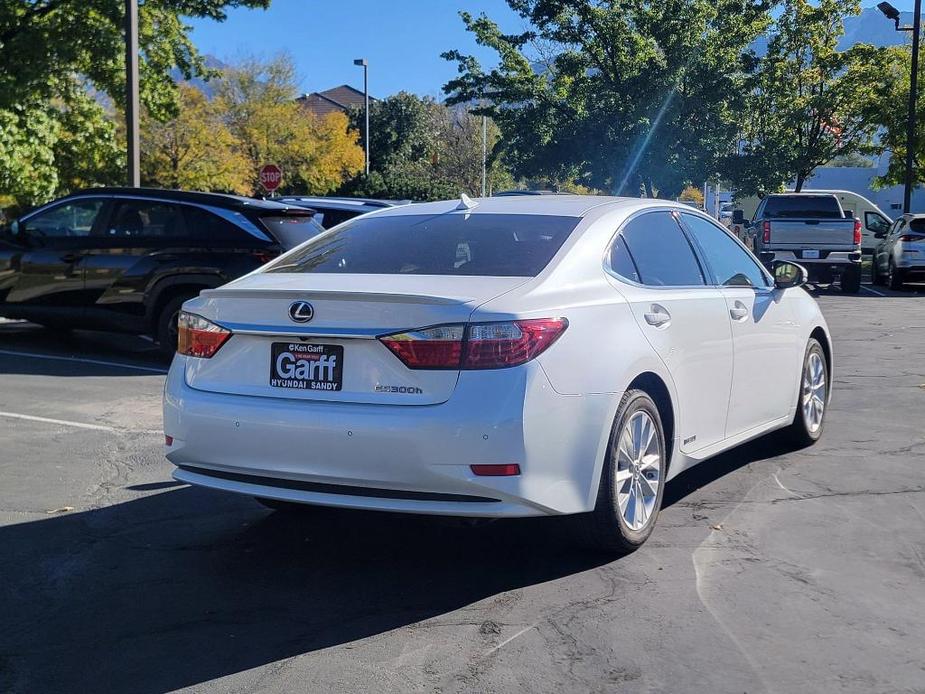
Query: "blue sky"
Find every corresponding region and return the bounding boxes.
[188,0,525,99]
[188,1,923,99]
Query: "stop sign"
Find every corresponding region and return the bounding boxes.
[259,164,282,192]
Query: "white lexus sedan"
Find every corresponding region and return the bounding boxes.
[163,195,831,553]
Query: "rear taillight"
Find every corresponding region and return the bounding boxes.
[899,234,921,242]
[762,220,771,244]
[177,311,231,358]
[379,318,568,370]
[853,218,862,245]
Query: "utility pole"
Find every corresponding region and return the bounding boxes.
[125,0,140,187]
[354,59,369,176]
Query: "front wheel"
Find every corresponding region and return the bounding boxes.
[870,258,884,286]
[577,389,667,554]
[783,338,828,447]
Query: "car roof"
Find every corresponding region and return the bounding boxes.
[67,187,312,214]
[368,195,637,219]
[276,196,410,209]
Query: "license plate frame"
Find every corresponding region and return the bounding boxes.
[269,342,344,391]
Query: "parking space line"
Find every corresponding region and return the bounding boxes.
[0,349,167,374]
[862,285,887,297]
[0,410,162,435]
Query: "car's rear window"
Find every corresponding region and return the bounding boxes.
[259,215,326,250]
[266,213,581,276]
[908,219,925,232]
[762,196,842,218]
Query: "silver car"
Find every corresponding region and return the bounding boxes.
[871,214,925,290]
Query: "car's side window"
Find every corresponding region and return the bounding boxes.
[183,205,250,244]
[608,235,641,283]
[24,199,104,238]
[105,200,184,239]
[865,211,890,236]
[619,211,705,287]
[680,213,771,288]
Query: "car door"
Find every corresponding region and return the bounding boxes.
[607,210,734,454]
[863,211,891,253]
[1,197,108,314]
[79,197,187,329]
[679,212,802,436]
[876,219,903,273]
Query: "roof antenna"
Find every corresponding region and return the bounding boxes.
[456,193,478,210]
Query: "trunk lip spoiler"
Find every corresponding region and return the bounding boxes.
[199,288,466,305]
[217,322,393,340]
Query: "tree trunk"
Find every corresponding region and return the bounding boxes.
[643,177,655,199]
[794,172,806,192]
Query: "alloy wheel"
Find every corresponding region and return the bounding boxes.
[615,410,662,531]
[802,351,826,433]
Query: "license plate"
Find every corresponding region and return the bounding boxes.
[802,250,820,259]
[270,342,343,391]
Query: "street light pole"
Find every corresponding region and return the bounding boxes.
[354,58,369,177]
[481,114,487,197]
[879,1,921,213]
[125,0,140,187]
[905,0,921,213]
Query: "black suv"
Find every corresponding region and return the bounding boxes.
[0,188,322,354]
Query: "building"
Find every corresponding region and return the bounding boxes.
[296,85,373,119]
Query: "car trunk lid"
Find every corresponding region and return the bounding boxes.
[182,273,528,405]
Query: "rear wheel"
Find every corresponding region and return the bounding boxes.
[840,265,861,293]
[783,338,828,447]
[888,260,906,291]
[577,389,667,554]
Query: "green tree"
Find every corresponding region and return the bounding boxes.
[142,83,250,193]
[0,0,270,210]
[431,107,514,196]
[871,45,923,188]
[442,1,771,197]
[729,0,893,195]
[217,55,364,195]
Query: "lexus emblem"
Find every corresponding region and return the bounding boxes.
[288,301,314,323]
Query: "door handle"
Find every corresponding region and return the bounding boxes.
[644,304,671,327]
[729,301,749,321]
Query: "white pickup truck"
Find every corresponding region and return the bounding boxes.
[733,193,862,293]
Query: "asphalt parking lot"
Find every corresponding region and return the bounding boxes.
[1,280,924,693]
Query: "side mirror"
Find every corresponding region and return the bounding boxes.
[773,260,807,289]
[731,210,745,225]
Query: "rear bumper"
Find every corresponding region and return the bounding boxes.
[163,356,615,517]
[762,250,862,266]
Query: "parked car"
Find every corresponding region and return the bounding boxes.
[719,201,734,226]
[871,213,925,290]
[275,196,410,229]
[734,189,891,254]
[733,192,862,292]
[0,187,324,355]
[164,195,831,554]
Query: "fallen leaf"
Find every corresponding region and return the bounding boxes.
[45,506,74,514]
[710,524,723,531]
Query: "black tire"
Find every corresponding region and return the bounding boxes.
[840,265,861,293]
[783,338,828,448]
[888,260,906,291]
[870,258,884,286]
[576,389,667,554]
[156,294,195,358]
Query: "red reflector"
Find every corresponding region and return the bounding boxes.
[165,435,173,446]
[471,464,521,476]
[762,220,771,244]
[853,218,862,245]
[177,311,232,358]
